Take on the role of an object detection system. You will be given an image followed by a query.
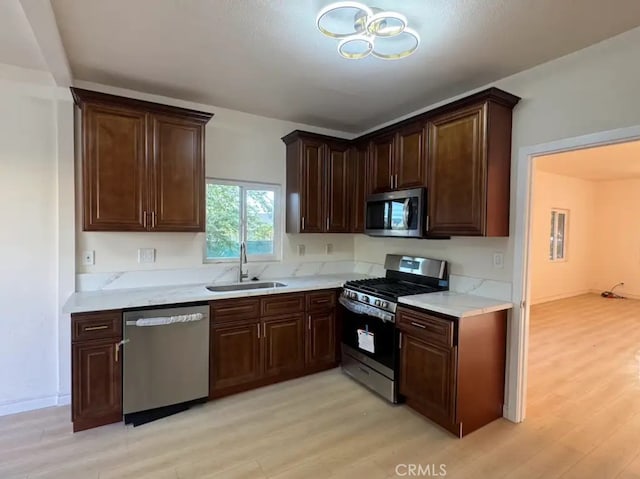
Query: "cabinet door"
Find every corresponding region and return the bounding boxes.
[72,339,122,431]
[396,122,427,190]
[305,311,336,367]
[400,333,456,422]
[82,104,148,231]
[211,322,261,391]
[300,139,326,233]
[348,147,367,233]
[325,142,350,233]
[427,104,487,236]
[368,134,395,194]
[150,115,205,232]
[263,314,305,377]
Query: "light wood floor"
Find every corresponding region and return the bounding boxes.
[2,294,640,479]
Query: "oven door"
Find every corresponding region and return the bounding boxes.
[339,297,397,378]
[365,187,425,238]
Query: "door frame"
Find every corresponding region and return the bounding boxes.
[508,124,640,423]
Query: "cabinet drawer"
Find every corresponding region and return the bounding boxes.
[261,294,305,317]
[72,311,122,342]
[397,308,453,347]
[211,298,260,324]
[306,290,336,312]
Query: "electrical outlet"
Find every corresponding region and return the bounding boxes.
[138,248,156,264]
[493,252,504,269]
[325,243,333,255]
[82,250,95,266]
[297,244,305,257]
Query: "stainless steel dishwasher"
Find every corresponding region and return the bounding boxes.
[122,304,209,425]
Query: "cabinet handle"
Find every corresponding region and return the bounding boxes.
[257,324,260,339]
[143,210,147,228]
[152,211,157,228]
[326,217,329,231]
[114,339,128,363]
[390,175,393,189]
[84,325,108,331]
[308,315,311,330]
[395,174,398,189]
[301,217,305,231]
[399,332,402,349]
[263,323,266,337]
[411,321,427,329]
[425,215,430,232]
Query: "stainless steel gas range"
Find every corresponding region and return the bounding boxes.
[339,254,449,403]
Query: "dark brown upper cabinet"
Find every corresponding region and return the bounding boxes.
[282,87,519,238]
[283,131,352,234]
[367,123,427,194]
[71,88,213,232]
[427,97,516,237]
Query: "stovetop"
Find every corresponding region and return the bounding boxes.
[344,277,445,302]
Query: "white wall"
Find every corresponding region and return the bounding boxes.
[529,170,597,304]
[73,81,357,274]
[593,179,640,299]
[0,67,60,414]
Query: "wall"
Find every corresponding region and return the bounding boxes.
[529,170,597,304]
[73,81,357,275]
[593,179,640,299]
[0,66,60,414]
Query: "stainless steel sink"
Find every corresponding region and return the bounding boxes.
[206,281,287,292]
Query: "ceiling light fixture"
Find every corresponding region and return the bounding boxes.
[316,2,420,60]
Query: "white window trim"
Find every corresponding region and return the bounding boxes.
[549,208,568,262]
[204,178,282,263]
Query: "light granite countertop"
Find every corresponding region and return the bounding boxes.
[398,291,513,318]
[62,274,368,314]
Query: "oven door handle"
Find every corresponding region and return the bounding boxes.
[338,296,394,323]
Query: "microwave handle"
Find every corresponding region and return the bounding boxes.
[402,198,411,229]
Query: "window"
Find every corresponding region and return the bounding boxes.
[205,179,281,261]
[549,209,568,261]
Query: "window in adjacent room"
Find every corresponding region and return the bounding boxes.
[205,179,281,261]
[549,209,568,261]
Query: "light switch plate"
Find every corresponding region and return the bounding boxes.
[297,244,305,257]
[325,243,333,255]
[493,252,504,269]
[138,248,156,264]
[82,250,95,266]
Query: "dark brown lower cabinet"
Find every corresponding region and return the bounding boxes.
[71,310,123,433]
[263,314,305,377]
[210,321,261,391]
[398,306,507,438]
[306,310,336,367]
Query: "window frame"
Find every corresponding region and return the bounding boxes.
[204,178,282,263]
[549,208,568,262]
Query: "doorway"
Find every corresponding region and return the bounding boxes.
[508,125,640,423]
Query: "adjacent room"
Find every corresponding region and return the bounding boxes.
[2,1,640,478]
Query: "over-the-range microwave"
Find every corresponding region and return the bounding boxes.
[364,187,425,238]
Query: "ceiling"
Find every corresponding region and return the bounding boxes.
[3,0,636,132]
[536,140,640,181]
[0,1,47,71]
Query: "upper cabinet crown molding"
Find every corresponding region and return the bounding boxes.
[282,87,520,238]
[72,88,213,232]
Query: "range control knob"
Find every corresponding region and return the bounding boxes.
[380,301,388,309]
[374,299,382,307]
[361,295,370,303]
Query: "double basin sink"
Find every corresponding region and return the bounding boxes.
[205,281,287,293]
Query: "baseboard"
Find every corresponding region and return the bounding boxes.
[530,290,592,305]
[0,395,59,417]
[57,394,71,406]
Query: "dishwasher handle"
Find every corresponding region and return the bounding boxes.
[126,312,205,327]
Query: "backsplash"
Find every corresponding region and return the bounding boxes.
[76,259,511,301]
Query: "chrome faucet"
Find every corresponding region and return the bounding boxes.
[239,241,249,283]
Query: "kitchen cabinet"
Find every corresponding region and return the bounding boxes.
[426,98,517,237]
[210,290,339,398]
[348,145,367,233]
[283,87,519,238]
[283,131,354,234]
[263,314,305,377]
[397,306,508,438]
[211,321,261,391]
[71,310,123,432]
[71,88,213,232]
